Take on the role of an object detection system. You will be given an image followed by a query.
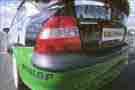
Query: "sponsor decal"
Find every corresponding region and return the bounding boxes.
[102,28,125,41]
[22,64,54,80]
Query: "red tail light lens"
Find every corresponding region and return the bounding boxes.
[35,16,81,54]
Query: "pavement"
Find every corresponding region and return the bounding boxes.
[0,52,16,90]
[111,46,135,90]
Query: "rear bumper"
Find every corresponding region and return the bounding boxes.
[32,45,128,71]
[12,46,128,90]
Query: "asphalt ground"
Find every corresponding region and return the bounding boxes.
[0,52,16,90]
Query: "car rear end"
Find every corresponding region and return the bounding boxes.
[12,0,129,90]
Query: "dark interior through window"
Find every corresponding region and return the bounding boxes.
[79,24,101,49]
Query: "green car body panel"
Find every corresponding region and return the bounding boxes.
[13,47,128,90]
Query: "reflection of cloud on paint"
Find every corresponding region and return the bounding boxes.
[130,0,135,15]
[25,2,39,16]
[0,0,20,30]
[1,6,17,11]
[127,0,135,30]
[127,16,135,29]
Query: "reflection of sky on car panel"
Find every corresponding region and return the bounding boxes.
[130,0,135,15]
[0,0,20,30]
[127,0,135,29]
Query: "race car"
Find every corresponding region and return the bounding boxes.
[11,0,129,90]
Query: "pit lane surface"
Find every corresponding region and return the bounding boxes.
[0,52,16,90]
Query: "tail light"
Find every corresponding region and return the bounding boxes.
[34,16,81,54]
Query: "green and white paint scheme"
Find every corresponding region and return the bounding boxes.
[13,47,128,90]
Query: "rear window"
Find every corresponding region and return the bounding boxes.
[74,0,111,23]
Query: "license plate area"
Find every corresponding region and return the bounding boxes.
[102,28,125,42]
